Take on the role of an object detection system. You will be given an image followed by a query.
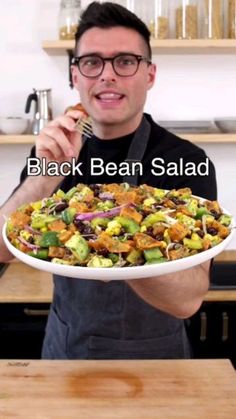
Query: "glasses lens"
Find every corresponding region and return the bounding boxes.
[76,54,142,78]
[113,54,139,76]
[78,56,103,77]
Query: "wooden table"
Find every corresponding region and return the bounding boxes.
[0,359,235,418]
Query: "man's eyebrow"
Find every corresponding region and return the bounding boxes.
[78,51,140,57]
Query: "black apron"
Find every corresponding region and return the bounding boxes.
[42,116,191,359]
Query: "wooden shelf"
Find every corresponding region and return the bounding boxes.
[178,133,236,144]
[42,39,236,55]
[1,133,236,145]
[0,135,36,145]
[215,250,236,262]
[205,290,236,302]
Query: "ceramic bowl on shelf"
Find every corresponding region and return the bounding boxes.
[214,118,236,133]
[0,117,29,135]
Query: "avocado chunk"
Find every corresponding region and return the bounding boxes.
[65,186,78,200]
[176,214,196,228]
[142,212,166,227]
[195,207,209,219]
[114,216,140,234]
[39,231,60,247]
[65,232,90,262]
[97,200,115,210]
[153,188,166,200]
[55,189,66,199]
[219,214,232,226]
[187,199,198,216]
[61,207,76,224]
[31,214,58,229]
[87,255,113,268]
[183,237,203,250]
[91,217,109,229]
[143,247,163,262]
[126,249,143,265]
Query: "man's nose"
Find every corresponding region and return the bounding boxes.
[100,60,117,81]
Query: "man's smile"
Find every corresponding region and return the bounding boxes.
[94,90,125,104]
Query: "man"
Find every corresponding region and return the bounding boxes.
[0,2,217,359]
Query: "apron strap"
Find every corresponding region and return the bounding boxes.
[123,115,151,186]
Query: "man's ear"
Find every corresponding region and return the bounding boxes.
[71,66,79,90]
[147,63,157,91]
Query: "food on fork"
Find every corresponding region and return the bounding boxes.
[66,103,93,138]
[66,102,89,116]
[6,183,233,268]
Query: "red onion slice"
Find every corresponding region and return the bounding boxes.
[75,203,132,221]
[24,225,42,235]
[18,236,40,250]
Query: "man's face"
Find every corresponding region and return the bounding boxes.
[71,26,156,131]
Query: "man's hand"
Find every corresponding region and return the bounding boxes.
[0,108,85,263]
[36,109,84,163]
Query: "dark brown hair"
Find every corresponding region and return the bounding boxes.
[75,1,152,59]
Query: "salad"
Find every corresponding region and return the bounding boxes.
[6,183,232,268]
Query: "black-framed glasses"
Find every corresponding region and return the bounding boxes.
[71,53,152,78]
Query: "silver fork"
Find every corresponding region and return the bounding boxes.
[74,115,93,138]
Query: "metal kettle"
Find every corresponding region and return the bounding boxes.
[25,88,53,135]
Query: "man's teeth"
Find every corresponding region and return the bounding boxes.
[97,93,123,100]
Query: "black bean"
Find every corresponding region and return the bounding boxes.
[83,225,94,235]
[210,210,221,220]
[171,197,186,205]
[54,202,68,212]
[146,227,155,238]
[197,230,205,238]
[89,184,101,197]
[207,227,218,236]
[140,210,152,217]
[73,219,86,232]
[97,248,109,257]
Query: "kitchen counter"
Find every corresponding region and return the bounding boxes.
[0,254,236,303]
[0,359,235,418]
[0,261,53,303]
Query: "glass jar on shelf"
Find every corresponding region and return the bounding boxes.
[58,0,81,40]
[228,0,236,38]
[150,0,169,39]
[129,0,155,32]
[175,0,198,39]
[203,0,224,39]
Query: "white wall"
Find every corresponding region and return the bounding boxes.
[0,0,236,248]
